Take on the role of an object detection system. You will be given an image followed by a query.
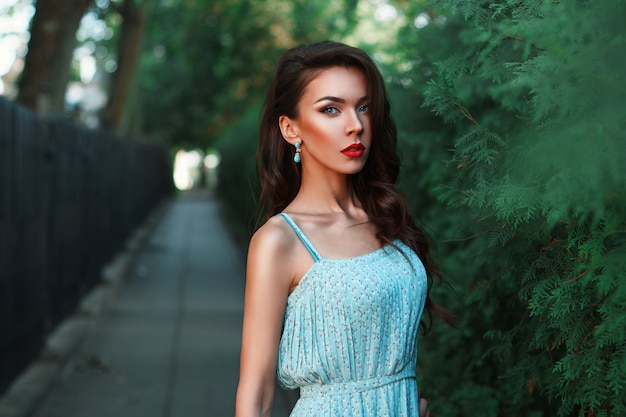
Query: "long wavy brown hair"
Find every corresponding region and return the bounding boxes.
[257,40,451,330]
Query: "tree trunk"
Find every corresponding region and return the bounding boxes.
[102,0,146,131]
[48,0,92,111]
[17,0,92,113]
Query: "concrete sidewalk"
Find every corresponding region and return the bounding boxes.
[13,190,294,417]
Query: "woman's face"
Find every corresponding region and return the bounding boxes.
[284,66,371,176]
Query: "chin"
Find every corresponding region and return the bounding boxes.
[344,164,367,175]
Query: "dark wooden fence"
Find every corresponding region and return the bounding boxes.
[0,97,173,393]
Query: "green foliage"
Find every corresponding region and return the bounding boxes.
[391,1,626,416]
[139,0,274,147]
[140,0,361,149]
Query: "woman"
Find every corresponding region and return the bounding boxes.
[235,41,438,417]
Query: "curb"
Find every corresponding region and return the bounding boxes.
[0,198,171,417]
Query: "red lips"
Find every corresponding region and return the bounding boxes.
[341,143,365,158]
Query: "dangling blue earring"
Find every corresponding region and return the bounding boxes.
[293,141,301,163]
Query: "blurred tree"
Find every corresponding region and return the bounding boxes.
[140,0,360,149]
[102,0,147,131]
[17,0,92,112]
[14,0,361,139]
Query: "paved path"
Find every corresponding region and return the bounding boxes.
[31,190,294,417]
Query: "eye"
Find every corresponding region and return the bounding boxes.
[358,105,369,113]
[322,106,340,115]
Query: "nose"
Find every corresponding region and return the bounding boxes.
[346,109,364,136]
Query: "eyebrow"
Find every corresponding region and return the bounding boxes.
[314,95,368,104]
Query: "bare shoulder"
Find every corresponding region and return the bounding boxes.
[246,214,298,291]
[248,214,296,258]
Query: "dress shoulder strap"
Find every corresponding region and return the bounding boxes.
[279,213,321,262]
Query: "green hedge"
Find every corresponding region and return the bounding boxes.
[214,105,261,252]
[393,1,626,416]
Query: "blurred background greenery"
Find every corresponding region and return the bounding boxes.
[1,1,625,416]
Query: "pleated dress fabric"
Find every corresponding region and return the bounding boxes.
[277,213,428,417]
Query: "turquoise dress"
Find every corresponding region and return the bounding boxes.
[277,213,428,416]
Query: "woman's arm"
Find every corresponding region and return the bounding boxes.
[419,398,430,417]
[235,222,294,417]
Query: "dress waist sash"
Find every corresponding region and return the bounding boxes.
[299,369,416,398]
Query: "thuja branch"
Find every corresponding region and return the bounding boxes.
[457,102,481,127]
[564,269,589,284]
[442,226,495,242]
[503,34,525,42]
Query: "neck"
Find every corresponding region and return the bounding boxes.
[294,172,360,214]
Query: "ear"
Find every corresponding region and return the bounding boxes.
[279,115,300,145]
